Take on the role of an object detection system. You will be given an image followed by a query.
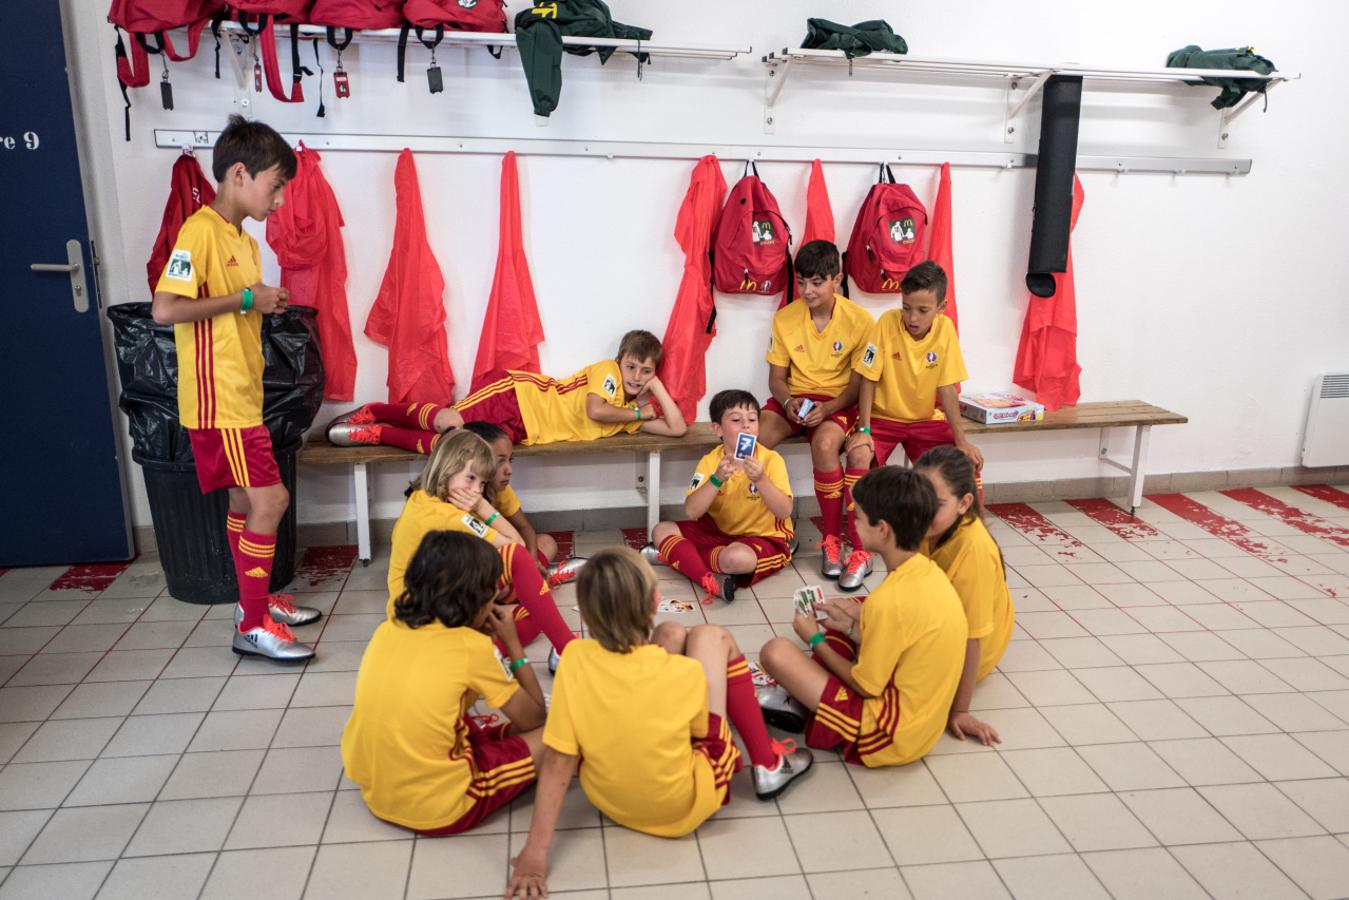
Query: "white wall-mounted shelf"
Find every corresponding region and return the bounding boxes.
[761,47,1298,148]
[154,128,1251,175]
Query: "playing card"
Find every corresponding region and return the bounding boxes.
[657,598,695,613]
[796,398,815,421]
[794,585,827,620]
[735,432,758,460]
[747,659,776,687]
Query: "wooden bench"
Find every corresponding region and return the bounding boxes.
[298,400,1185,563]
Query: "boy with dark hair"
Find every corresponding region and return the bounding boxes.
[645,390,794,604]
[328,329,686,451]
[758,240,874,581]
[151,115,319,662]
[757,467,968,768]
[841,261,984,591]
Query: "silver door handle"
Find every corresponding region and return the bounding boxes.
[30,240,89,313]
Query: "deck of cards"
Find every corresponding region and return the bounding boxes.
[657,598,695,613]
[734,432,758,460]
[796,398,815,422]
[794,585,828,621]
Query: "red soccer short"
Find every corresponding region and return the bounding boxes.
[454,369,530,445]
[187,425,281,494]
[870,416,956,467]
[693,712,743,809]
[413,716,535,836]
[676,516,792,584]
[802,630,871,765]
[761,393,858,441]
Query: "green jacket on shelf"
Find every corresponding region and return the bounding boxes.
[800,19,907,57]
[1166,45,1277,109]
[514,0,653,117]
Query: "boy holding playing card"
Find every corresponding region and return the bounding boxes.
[645,390,794,604]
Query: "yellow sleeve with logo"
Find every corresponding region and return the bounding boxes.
[585,360,641,436]
[685,446,722,497]
[468,640,521,711]
[852,317,886,384]
[495,485,522,518]
[454,511,500,545]
[154,216,211,299]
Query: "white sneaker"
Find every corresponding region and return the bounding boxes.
[232,617,315,662]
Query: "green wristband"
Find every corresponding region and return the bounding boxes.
[240,287,254,313]
[807,631,827,650]
[485,512,499,526]
[856,425,871,435]
[708,473,725,489]
[509,656,529,673]
[634,404,642,422]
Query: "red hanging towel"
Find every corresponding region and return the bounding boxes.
[658,155,727,422]
[1013,175,1084,411]
[364,149,455,404]
[265,143,357,401]
[473,151,545,385]
[147,152,215,295]
[927,162,959,333]
[800,159,834,247]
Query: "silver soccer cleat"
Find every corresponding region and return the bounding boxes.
[232,618,316,662]
[545,556,587,587]
[756,684,808,733]
[234,595,322,628]
[548,645,561,675]
[752,742,815,801]
[819,535,844,579]
[638,542,664,566]
[325,407,379,447]
[837,549,873,592]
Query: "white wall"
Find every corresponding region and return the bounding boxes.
[68,1,1349,528]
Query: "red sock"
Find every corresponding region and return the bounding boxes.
[535,548,551,569]
[658,533,711,582]
[843,467,867,548]
[726,654,777,768]
[376,425,442,455]
[501,605,543,655]
[365,401,448,430]
[503,546,574,653]
[237,529,276,631]
[813,467,844,540]
[226,512,248,606]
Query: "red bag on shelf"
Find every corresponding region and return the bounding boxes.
[227,1,315,102]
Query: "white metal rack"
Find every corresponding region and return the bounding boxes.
[762,48,1298,148]
[155,129,1251,176]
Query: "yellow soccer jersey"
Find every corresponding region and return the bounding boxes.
[154,206,265,429]
[495,484,522,518]
[687,444,794,541]
[341,620,527,831]
[853,312,967,423]
[926,518,1015,681]
[387,490,500,617]
[851,554,967,767]
[766,294,874,397]
[510,360,643,445]
[544,640,738,837]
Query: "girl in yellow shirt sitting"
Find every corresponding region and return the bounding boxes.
[916,446,1016,746]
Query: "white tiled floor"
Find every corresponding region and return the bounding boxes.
[2,486,1349,898]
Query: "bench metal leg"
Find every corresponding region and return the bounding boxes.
[354,462,372,565]
[646,450,662,536]
[1127,425,1152,514]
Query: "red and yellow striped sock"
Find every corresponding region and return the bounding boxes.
[813,467,845,540]
[658,533,711,582]
[842,467,867,548]
[237,529,276,632]
[726,654,777,768]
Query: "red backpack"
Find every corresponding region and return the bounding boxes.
[845,165,928,293]
[397,0,507,86]
[711,163,792,306]
[308,1,404,97]
[227,1,314,103]
[108,1,225,137]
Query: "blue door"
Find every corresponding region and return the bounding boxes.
[0,6,132,564]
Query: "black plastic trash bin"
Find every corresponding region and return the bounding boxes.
[108,303,324,604]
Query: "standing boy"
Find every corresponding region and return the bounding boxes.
[151,116,319,662]
[645,390,794,604]
[758,240,873,581]
[843,261,983,591]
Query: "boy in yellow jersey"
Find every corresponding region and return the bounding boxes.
[917,446,1014,747]
[343,532,547,835]
[151,116,318,662]
[758,241,874,582]
[327,330,687,451]
[646,390,794,604]
[505,548,812,898]
[841,261,984,592]
[757,467,968,768]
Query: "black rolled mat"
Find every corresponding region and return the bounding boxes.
[1026,75,1083,298]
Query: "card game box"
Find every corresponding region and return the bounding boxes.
[958,391,1046,425]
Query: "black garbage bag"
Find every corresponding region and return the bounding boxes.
[108,302,325,464]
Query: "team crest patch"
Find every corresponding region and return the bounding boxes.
[832,340,844,353]
[748,483,760,495]
[458,0,478,6]
[494,647,513,678]
[166,249,193,281]
[925,351,939,368]
[862,342,877,368]
[690,473,705,490]
[889,217,917,244]
[462,514,489,538]
[602,375,617,397]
